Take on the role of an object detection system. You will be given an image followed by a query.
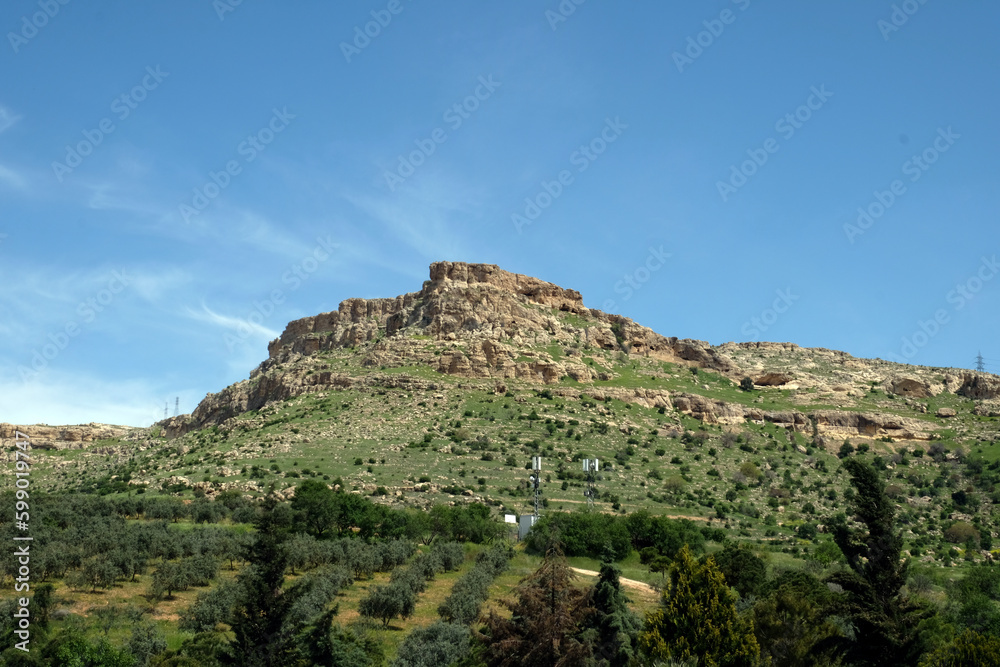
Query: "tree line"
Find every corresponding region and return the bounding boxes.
[5,463,1000,665]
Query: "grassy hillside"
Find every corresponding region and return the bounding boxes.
[25,342,1000,569]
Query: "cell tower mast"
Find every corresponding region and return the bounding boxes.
[530,456,542,519]
[583,458,600,509]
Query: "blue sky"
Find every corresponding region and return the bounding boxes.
[1,1,998,426]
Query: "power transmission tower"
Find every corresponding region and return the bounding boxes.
[976,352,986,372]
[174,397,179,417]
[163,402,168,420]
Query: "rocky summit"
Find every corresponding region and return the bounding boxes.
[157,262,994,443]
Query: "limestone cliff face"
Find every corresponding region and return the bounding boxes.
[169,261,996,445]
[263,261,733,379]
[171,262,732,436]
[0,423,135,450]
[665,397,934,441]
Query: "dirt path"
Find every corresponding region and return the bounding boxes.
[570,568,657,596]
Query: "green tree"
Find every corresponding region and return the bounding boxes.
[740,377,755,392]
[33,582,54,630]
[582,560,642,667]
[439,543,512,625]
[639,545,762,667]
[0,646,43,666]
[146,497,188,523]
[337,492,376,536]
[222,496,312,667]
[479,544,594,667]
[150,560,192,600]
[290,479,339,538]
[93,604,126,637]
[298,609,385,667]
[525,511,633,560]
[180,580,239,633]
[752,571,844,667]
[624,510,706,559]
[128,621,168,666]
[71,555,119,593]
[391,621,471,667]
[827,458,928,667]
[358,582,416,628]
[920,629,1000,666]
[710,542,767,599]
[153,631,229,666]
[648,555,672,586]
[39,629,135,667]
[949,565,1000,634]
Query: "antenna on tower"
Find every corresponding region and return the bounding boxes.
[529,457,542,519]
[976,352,986,373]
[583,458,599,508]
[174,397,179,417]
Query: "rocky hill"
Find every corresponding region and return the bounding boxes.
[10,261,1000,568]
[166,261,998,447]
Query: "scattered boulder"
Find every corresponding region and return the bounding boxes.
[936,408,957,419]
[755,372,793,386]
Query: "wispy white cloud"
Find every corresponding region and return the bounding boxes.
[129,266,194,303]
[185,302,280,340]
[0,163,27,190]
[342,170,480,263]
[86,181,170,218]
[225,210,316,260]
[0,264,193,353]
[0,105,21,134]
[81,175,326,264]
[182,302,280,377]
[0,370,171,427]
[0,266,104,309]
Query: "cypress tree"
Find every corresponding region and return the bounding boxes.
[584,560,642,666]
[827,458,928,666]
[480,544,594,667]
[639,544,761,667]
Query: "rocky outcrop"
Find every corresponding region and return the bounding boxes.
[665,399,935,442]
[0,422,135,450]
[672,394,746,425]
[585,387,673,410]
[755,372,793,386]
[264,262,734,382]
[888,377,933,398]
[958,373,1000,400]
[808,410,935,441]
[743,410,810,429]
[973,401,1000,417]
